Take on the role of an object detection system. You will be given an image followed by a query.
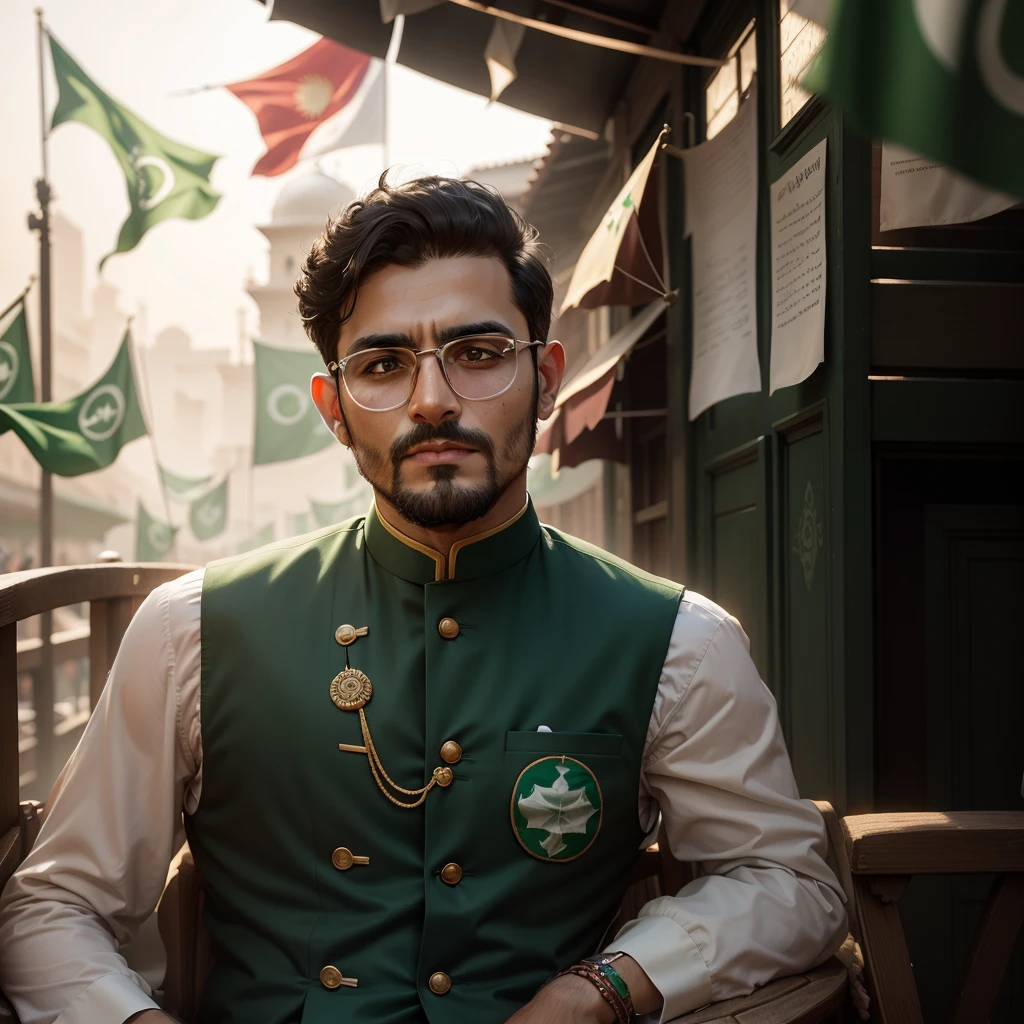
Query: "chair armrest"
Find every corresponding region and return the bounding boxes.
[843,812,1024,875]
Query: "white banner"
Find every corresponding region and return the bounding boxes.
[880,141,1018,231]
[769,137,827,395]
[684,79,761,420]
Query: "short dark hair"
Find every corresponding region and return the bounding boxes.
[295,173,553,365]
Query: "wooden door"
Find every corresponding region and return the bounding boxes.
[875,456,1024,1021]
[680,0,873,812]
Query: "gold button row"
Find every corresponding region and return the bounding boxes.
[321,964,449,995]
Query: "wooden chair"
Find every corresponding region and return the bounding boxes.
[2,562,854,1023]
[843,811,1024,1024]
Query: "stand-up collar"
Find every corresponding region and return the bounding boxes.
[364,499,540,585]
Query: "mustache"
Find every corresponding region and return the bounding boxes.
[389,420,496,466]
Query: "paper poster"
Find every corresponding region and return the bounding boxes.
[879,142,1018,232]
[684,79,761,421]
[769,137,827,395]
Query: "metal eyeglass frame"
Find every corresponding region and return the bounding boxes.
[327,336,546,413]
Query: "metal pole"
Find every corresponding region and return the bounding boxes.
[28,6,54,789]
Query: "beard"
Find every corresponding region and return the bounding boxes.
[342,397,538,530]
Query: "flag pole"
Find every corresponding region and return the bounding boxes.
[28,5,55,787]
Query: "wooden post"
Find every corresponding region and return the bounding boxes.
[28,7,55,789]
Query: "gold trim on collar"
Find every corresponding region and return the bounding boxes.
[448,501,529,579]
[373,500,529,581]
[374,502,445,582]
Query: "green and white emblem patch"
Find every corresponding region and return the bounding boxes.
[510,756,602,862]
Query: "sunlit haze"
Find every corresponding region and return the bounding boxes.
[1,0,554,355]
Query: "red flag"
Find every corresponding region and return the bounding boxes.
[227,38,371,177]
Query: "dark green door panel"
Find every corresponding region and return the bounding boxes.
[780,423,833,800]
[702,440,770,680]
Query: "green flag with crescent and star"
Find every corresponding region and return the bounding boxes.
[48,34,221,268]
[135,502,179,561]
[159,463,213,502]
[0,296,35,405]
[253,339,334,466]
[189,478,229,541]
[804,0,1024,198]
[0,331,147,476]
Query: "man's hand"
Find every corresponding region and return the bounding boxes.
[504,954,661,1023]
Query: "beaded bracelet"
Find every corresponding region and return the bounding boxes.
[552,962,633,1023]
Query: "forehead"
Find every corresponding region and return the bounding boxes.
[339,255,528,352]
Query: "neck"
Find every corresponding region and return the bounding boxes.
[374,471,529,558]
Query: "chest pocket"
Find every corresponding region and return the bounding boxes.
[504,731,628,864]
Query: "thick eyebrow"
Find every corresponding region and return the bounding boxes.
[436,320,516,343]
[346,320,517,357]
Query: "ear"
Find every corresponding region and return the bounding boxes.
[536,341,565,421]
[311,373,351,447]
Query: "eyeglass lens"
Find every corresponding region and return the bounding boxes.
[342,337,519,410]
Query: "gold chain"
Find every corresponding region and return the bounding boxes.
[359,709,438,803]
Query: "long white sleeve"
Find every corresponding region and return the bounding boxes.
[612,593,849,1022]
[0,570,204,1024]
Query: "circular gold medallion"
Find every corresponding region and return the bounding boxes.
[330,668,373,711]
[335,624,358,646]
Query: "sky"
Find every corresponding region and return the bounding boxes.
[0,0,554,356]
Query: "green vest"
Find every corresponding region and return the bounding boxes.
[187,502,682,1024]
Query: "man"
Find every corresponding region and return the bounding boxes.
[0,176,847,1024]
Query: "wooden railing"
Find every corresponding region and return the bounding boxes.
[0,562,196,887]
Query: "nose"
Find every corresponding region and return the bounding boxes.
[406,351,461,427]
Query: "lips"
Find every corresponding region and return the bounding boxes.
[403,442,478,465]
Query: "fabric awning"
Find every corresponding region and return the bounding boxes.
[264,0,674,135]
[559,131,674,313]
[537,296,667,457]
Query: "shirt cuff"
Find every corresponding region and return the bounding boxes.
[607,914,713,1023]
[53,974,159,1024]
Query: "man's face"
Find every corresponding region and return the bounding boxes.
[314,255,561,530]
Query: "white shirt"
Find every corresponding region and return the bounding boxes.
[0,569,847,1024]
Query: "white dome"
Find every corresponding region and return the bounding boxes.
[271,171,356,226]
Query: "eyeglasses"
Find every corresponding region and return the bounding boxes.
[327,336,545,412]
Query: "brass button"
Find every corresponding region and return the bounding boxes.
[439,740,462,764]
[438,617,460,640]
[320,965,344,989]
[440,862,463,885]
[428,971,452,995]
[331,847,370,871]
[433,766,454,788]
[335,624,368,646]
